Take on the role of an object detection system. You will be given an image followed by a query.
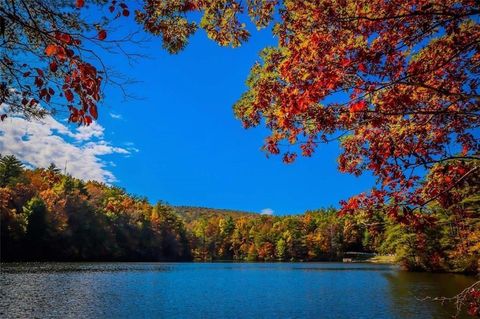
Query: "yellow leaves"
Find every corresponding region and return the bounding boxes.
[199,1,250,48]
[468,232,480,255]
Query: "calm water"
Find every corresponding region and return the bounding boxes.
[0,262,477,319]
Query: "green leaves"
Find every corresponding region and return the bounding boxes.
[0,154,25,187]
[200,0,250,48]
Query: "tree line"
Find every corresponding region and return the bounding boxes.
[1,154,478,274]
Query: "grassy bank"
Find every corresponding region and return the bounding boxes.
[364,255,397,264]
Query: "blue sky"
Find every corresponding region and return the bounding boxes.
[0,11,375,215]
[93,19,375,215]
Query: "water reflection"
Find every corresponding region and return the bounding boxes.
[383,270,477,319]
[0,263,477,319]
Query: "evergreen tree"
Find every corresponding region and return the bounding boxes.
[0,155,24,187]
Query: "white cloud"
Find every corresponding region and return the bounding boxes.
[73,122,105,141]
[0,108,135,183]
[260,208,274,215]
[109,112,122,120]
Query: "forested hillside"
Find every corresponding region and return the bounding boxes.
[1,154,478,274]
[173,206,255,223]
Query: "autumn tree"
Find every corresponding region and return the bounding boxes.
[152,201,191,260]
[231,0,479,222]
[0,0,134,124]
[130,0,480,223]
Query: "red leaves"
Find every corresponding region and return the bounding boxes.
[35,30,102,125]
[34,76,44,88]
[264,137,280,155]
[358,63,367,73]
[60,60,102,125]
[36,68,44,77]
[64,89,74,102]
[84,115,93,125]
[183,0,199,11]
[300,139,316,157]
[339,195,363,215]
[90,104,98,119]
[350,100,367,112]
[467,288,480,317]
[230,2,480,225]
[107,1,130,18]
[98,30,107,41]
[55,32,72,45]
[49,61,58,72]
[282,152,297,164]
[45,44,57,56]
[75,0,84,8]
[44,44,70,61]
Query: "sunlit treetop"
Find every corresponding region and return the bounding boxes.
[135,0,277,53]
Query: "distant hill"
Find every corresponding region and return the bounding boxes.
[173,206,257,222]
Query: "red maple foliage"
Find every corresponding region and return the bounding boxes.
[0,0,130,124]
[229,0,480,221]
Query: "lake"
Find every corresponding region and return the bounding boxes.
[0,262,477,318]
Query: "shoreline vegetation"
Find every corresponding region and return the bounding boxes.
[364,255,397,264]
[1,155,479,276]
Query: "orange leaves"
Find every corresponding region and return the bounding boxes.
[226,1,480,225]
[300,139,316,157]
[350,100,367,112]
[45,44,57,56]
[44,43,71,61]
[38,29,101,126]
[282,152,297,164]
[98,30,107,41]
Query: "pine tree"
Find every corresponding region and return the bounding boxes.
[0,155,24,187]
